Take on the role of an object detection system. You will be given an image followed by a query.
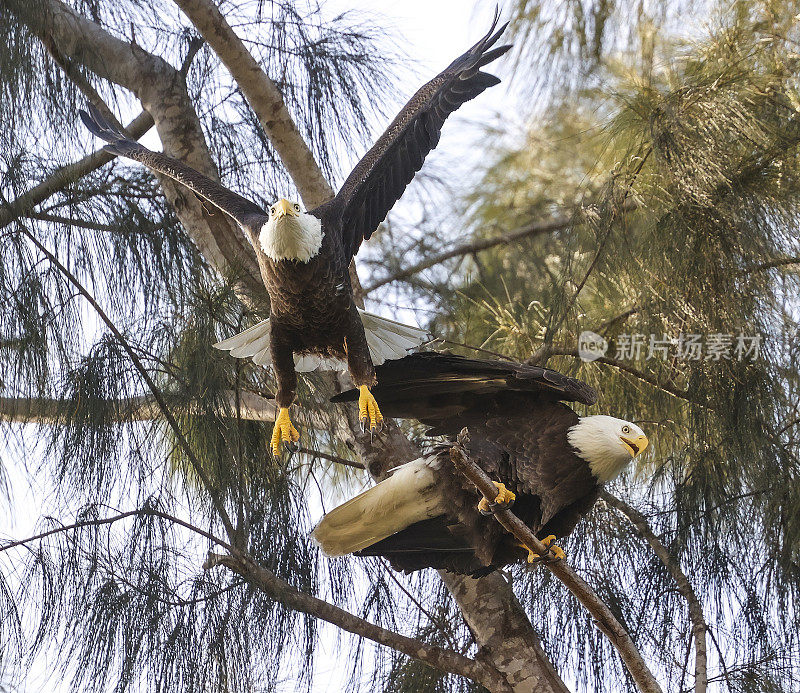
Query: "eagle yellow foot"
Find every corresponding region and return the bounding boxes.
[271,407,300,457]
[520,535,565,563]
[358,385,384,433]
[477,482,516,516]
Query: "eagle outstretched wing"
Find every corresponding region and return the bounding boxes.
[317,14,512,260]
[79,105,269,231]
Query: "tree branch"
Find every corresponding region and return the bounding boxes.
[0,110,154,230]
[601,491,707,693]
[170,0,334,208]
[0,507,231,555]
[204,552,509,691]
[450,432,664,693]
[363,215,574,294]
[545,346,694,402]
[0,390,280,424]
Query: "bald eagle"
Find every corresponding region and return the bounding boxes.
[79,17,511,456]
[313,353,648,576]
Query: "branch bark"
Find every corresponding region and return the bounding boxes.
[8,0,263,294]
[450,433,664,693]
[205,551,509,691]
[0,390,279,424]
[169,0,334,209]
[601,491,707,693]
[440,571,572,693]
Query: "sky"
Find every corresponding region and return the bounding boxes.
[1,2,507,692]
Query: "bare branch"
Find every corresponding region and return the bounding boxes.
[0,111,154,230]
[0,390,279,424]
[0,507,231,555]
[171,0,334,209]
[363,215,574,294]
[739,256,800,274]
[296,447,365,470]
[545,346,694,402]
[601,491,707,693]
[450,433,664,693]
[205,551,509,691]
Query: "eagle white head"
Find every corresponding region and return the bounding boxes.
[567,415,649,482]
[259,198,323,263]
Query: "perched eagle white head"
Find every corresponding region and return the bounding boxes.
[567,415,649,482]
[259,198,323,263]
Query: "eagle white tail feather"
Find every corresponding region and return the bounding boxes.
[213,310,429,372]
[312,457,444,556]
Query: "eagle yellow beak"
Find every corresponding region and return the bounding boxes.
[620,434,649,458]
[273,198,299,218]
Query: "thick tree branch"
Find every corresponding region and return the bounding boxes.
[440,571,573,693]
[204,551,509,691]
[8,0,263,293]
[601,491,708,693]
[0,391,279,424]
[450,433,664,693]
[170,0,334,208]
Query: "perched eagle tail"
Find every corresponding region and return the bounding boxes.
[213,310,429,372]
[312,457,444,556]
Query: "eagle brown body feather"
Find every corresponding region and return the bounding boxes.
[326,353,603,576]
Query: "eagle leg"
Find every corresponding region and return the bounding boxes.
[520,535,565,563]
[358,385,384,433]
[271,407,300,457]
[477,481,516,515]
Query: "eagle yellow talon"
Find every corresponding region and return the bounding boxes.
[271,407,300,457]
[358,385,384,432]
[520,535,565,563]
[477,481,516,515]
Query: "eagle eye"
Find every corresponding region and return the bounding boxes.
[621,425,631,434]
[294,203,301,211]
[270,206,276,215]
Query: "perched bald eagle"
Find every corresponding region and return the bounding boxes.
[79,17,511,456]
[313,353,649,576]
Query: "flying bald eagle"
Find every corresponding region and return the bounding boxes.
[313,353,649,576]
[79,17,511,456]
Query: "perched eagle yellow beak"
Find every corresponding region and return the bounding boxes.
[620,434,649,458]
[273,198,300,218]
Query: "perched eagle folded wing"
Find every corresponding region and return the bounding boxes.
[317,353,648,575]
